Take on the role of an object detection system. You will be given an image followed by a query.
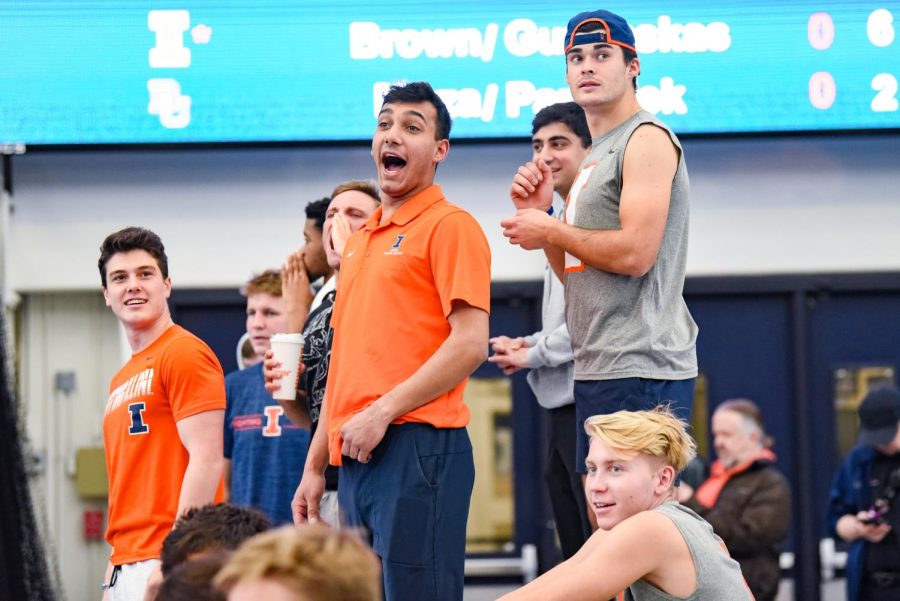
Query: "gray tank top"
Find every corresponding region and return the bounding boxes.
[563,110,697,381]
[626,501,753,601]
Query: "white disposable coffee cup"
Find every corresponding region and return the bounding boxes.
[269,333,305,401]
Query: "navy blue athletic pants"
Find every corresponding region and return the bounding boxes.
[339,423,474,601]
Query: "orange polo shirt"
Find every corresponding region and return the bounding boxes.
[326,184,491,465]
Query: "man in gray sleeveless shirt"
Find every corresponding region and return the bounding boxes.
[499,408,752,601]
[501,8,698,475]
[490,102,593,559]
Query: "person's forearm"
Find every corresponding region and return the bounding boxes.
[277,398,311,429]
[500,552,614,601]
[176,453,224,517]
[546,219,658,277]
[285,303,310,333]
[500,554,582,600]
[305,417,330,474]
[373,321,487,422]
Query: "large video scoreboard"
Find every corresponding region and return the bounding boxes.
[1,1,897,145]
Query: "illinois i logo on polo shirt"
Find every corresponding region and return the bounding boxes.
[384,234,406,255]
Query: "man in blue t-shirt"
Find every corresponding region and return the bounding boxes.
[224,270,309,525]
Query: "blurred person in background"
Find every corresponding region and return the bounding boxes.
[155,552,230,601]
[236,333,262,369]
[214,525,381,601]
[279,197,335,334]
[224,270,309,525]
[490,102,594,558]
[275,180,381,526]
[829,385,900,601]
[159,503,270,577]
[679,399,791,601]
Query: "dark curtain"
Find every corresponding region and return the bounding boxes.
[0,302,55,600]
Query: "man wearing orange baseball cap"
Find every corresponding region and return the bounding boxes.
[501,8,697,486]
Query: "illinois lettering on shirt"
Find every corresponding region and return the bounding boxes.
[105,367,154,415]
[230,405,295,437]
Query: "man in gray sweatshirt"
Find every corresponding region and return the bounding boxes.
[490,102,592,559]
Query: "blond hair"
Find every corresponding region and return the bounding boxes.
[584,406,696,473]
[330,179,381,204]
[214,525,381,601]
[241,269,282,298]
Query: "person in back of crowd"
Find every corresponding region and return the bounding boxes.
[500,407,752,600]
[272,196,336,430]
[236,334,262,369]
[679,398,791,601]
[224,270,310,525]
[679,455,708,491]
[160,503,270,577]
[154,552,230,601]
[213,525,382,601]
[279,197,335,336]
[279,180,381,525]
[829,385,900,601]
[490,102,593,557]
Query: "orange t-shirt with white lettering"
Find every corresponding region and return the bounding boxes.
[103,325,225,565]
[326,184,491,465]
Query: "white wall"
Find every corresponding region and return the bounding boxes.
[9,133,900,294]
[685,135,900,274]
[21,292,121,601]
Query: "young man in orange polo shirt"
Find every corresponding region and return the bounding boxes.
[98,227,225,601]
[291,81,491,601]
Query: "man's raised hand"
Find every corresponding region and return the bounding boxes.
[510,159,554,212]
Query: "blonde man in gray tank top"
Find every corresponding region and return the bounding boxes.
[501,9,698,479]
[500,408,753,601]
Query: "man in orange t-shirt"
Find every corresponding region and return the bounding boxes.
[98,227,226,601]
[287,82,490,601]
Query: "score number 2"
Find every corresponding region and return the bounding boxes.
[872,73,898,112]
